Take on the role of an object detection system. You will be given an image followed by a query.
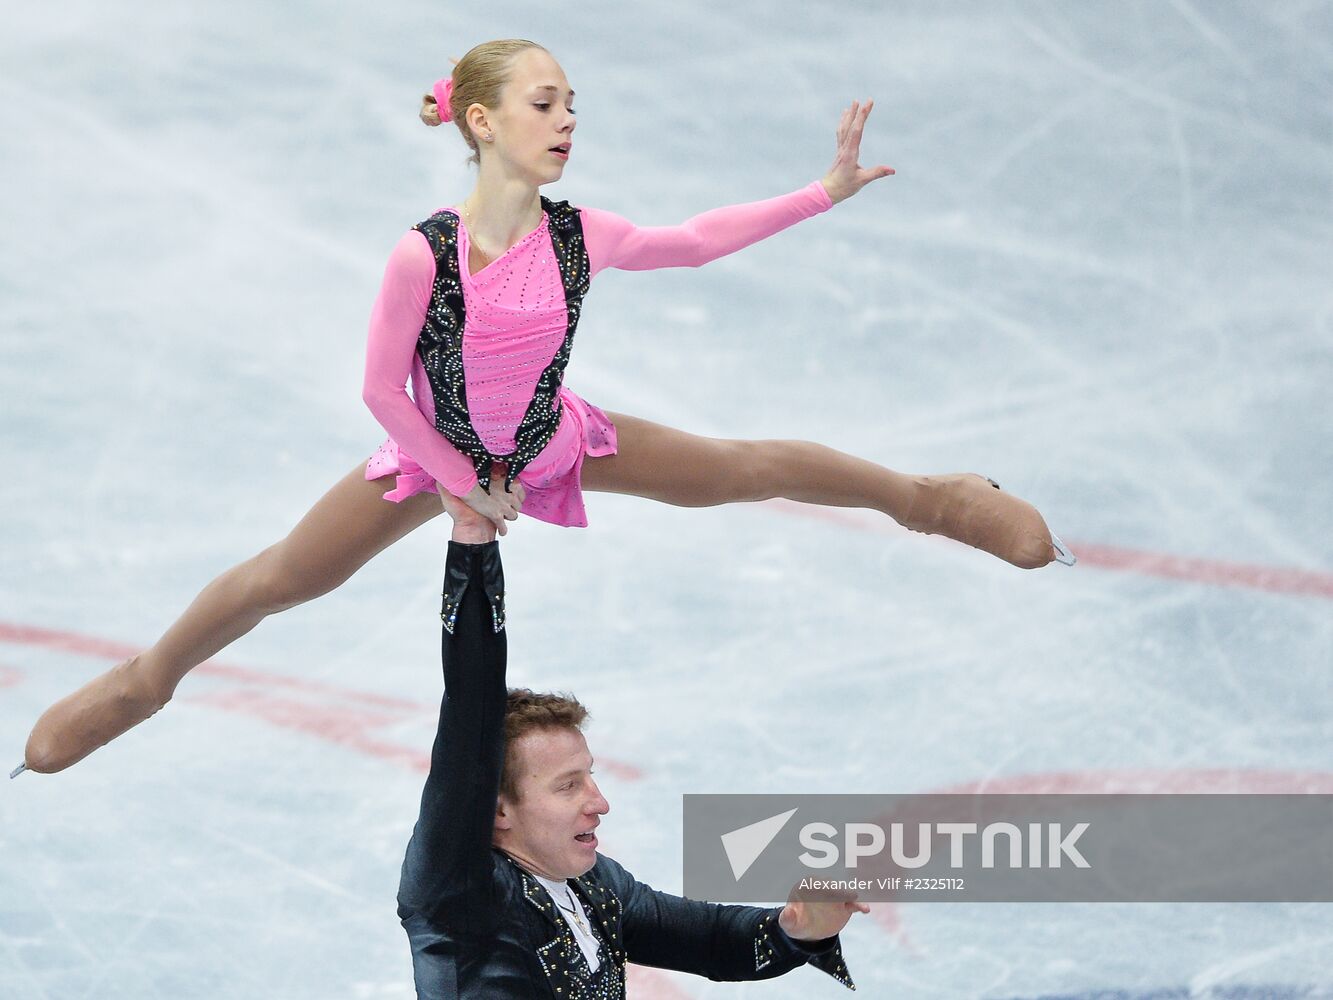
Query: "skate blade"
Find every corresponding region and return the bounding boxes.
[1051,532,1077,566]
[9,763,28,780]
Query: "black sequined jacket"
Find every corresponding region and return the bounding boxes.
[397,542,856,998]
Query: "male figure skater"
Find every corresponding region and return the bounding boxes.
[399,501,862,997]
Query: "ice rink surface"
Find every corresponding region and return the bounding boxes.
[2,1,1331,997]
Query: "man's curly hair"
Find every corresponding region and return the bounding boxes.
[501,688,589,802]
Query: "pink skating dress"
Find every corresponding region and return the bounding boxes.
[361,181,832,527]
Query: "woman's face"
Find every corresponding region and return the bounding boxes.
[484,48,576,186]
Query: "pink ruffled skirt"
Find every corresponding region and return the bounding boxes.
[364,387,618,528]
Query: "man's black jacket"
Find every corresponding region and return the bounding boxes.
[396,541,855,998]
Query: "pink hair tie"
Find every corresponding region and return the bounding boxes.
[432,77,455,122]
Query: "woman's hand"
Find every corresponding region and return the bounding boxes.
[457,479,526,537]
[820,99,894,205]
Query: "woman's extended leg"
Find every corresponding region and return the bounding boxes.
[581,412,1058,568]
[23,464,443,773]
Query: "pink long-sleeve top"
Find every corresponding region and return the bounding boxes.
[361,180,832,524]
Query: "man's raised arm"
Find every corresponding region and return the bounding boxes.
[397,528,507,930]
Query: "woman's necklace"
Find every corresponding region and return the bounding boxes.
[555,884,590,935]
[460,200,492,269]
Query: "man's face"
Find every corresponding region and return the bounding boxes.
[493,727,609,880]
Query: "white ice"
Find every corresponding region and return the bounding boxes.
[2,1,1331,997]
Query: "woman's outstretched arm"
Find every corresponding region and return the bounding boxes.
[580,99,893,276]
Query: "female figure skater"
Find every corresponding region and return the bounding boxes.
[18,39,1072,778]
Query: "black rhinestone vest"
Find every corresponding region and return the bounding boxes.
[412,198,591,493]
[566,918,624,1000]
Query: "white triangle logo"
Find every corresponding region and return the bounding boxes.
[721,807,798,881]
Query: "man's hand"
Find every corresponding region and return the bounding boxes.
[439,484,500,543]
[820,99,894,205]
[778,884,870,942]
[459,478,526,537]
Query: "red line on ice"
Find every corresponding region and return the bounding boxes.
[930,768,1333,795]
[763,499,1333,599]
[625,967,694,998]
[0,619,642,781]
[0,621,421,710]
[873,766,1333,953]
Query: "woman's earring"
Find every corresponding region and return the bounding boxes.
[485,133,494,141]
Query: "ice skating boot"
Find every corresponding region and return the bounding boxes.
[20,657,172,774]
[902,473,1075,569]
